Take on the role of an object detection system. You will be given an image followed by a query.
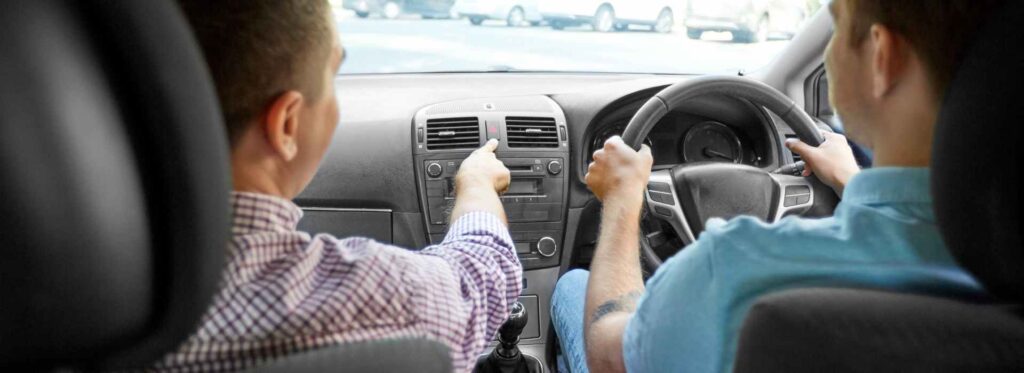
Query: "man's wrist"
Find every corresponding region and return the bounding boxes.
[456,178,497,196]
[601,190,645,214]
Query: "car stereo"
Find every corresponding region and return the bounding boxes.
[412,96,569,270]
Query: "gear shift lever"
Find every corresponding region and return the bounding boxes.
[473,302,542,373]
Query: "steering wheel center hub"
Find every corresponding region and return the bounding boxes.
[672,163,775,232]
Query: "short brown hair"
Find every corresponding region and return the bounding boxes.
[842,0,1004,98]
[177,0,333,146]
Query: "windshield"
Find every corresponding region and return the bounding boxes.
[332,0,826,75]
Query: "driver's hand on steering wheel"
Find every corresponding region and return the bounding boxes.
[786,131,861,196]
[586,136,654,209]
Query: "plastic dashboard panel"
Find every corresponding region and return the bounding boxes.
[412,96,570,270]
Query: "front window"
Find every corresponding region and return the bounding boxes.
[332,0,827,75]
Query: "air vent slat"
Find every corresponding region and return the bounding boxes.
[426,117,481,150]
[506,116,559,149]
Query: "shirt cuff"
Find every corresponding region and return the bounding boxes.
[442,211,513,246]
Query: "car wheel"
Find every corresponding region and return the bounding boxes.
[653,8,673,33]
[470,16,485,25]
[530,21,542,27]
[592,6,615,32]
[382,1,402,19]
[507,7,526,27]
[355,11,370,18]
[687,28,703,40]
[551,21,566,30]
[614,24,629,31]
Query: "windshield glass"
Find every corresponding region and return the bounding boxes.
[333,0,826,75]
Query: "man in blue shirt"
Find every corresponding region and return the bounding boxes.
[550,1,1005,372]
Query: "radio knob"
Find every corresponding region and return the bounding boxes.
[426,162,443,178]
[537,237,557,257]
[547,160,562,175]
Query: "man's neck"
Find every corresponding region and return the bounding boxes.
[867,89,938,168]
[231,155,293,199]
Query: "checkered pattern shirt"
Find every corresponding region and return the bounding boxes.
[154,192,523,372]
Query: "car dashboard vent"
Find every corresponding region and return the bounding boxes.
[426,117,481,150]
[506,117,558,148]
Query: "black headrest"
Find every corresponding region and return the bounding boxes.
[933,0,1024,302]
[0,0,229,370]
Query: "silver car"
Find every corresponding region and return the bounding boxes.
[686,0,811,42]
[453,0,543,26]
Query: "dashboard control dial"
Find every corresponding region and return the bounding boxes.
[537,237,557,257]
[547,160,563,175]
[426,162,443,178]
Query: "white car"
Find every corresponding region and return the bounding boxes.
[453,0,543,26]
[686,0,809,42]
[539,0,680,33]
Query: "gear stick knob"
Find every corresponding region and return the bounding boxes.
[497,302,528,353]
[474,302,541,373]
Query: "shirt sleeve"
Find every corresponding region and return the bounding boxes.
[413,211,523,371]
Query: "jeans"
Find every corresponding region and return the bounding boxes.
[551,269,591,373]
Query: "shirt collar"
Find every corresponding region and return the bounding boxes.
[842,167,932,206]
[230,191,304,234]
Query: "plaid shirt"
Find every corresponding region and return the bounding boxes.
[154,192,523,372]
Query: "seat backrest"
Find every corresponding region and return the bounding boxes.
[0,0,229,370]
[734,0,1024,371]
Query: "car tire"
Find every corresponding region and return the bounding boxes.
[653,8,673,33]
[530,21,542,27]
[592,6,615,32]
[470,16,485,25]
[687,28,703,40]
[507,7,526,27]
[382,1,402,19]
[355,11,370,18]
[551,21,566,30]
[614,24,629,32]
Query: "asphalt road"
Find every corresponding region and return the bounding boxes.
[334,11,792,75]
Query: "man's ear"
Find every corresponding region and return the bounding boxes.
[263,90,305,161]
[869,24,908,98]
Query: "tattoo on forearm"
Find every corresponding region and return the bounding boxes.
[591,291,643,325]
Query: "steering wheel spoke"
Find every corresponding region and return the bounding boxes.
[769,174,815,221]
[646,169,696,245]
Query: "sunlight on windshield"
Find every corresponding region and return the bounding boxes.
[333,0,827,75]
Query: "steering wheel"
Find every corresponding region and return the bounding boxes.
[622,76,835,270]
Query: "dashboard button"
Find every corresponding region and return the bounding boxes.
[654,206,673,217]
[547,160,562,175]
[649,191,674,205]
[647,182,672,193]
[537,237,557,257]
[426,162,443,178]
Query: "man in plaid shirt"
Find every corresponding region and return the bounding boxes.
[158,1,523,371]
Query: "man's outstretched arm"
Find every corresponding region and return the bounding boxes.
[583,136,653,373]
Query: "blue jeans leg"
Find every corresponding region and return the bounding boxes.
[551,269,591,373]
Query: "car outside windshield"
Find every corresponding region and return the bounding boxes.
[333,0,827,75]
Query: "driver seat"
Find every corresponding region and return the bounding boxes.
[0,0,451,371]
[733,0,1024,371]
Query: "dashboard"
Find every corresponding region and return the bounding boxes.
[293,72,804,372]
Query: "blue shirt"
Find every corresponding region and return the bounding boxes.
[622,167,984,373]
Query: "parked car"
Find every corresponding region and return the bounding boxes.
[343,0,456,19]
[539,0,680,33]
[453,0,543,26]
[686,0,808,43]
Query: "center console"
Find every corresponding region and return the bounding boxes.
[412,96,569,270]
